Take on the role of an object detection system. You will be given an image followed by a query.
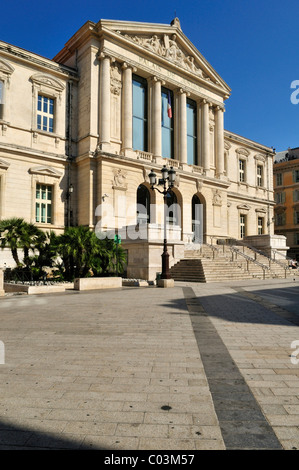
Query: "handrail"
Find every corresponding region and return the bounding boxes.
[214,236,290,270]
[204,242,270,274]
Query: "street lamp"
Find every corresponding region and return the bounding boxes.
[149,165,176,280]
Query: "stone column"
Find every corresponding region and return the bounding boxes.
[152,77,162,157]
[99,53,111,149]
[179,89,187,164]
[121,63,133,154]
[215,106,224,178]
[202,99,210,173]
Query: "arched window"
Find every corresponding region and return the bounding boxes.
[166,190,178,225]
[137,185,150,224]
[192,194,202,243]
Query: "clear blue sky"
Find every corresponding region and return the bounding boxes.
[1,0,298,152]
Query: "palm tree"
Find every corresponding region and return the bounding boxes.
[0,217,26,267]
[0,217,47,268]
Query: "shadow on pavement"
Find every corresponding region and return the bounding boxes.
[0,419,109,450]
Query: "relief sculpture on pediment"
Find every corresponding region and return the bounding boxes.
[121,32,212,81]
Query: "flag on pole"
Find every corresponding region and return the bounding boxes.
[167,91,172,119]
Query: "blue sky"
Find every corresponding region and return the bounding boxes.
[1,0,298,152]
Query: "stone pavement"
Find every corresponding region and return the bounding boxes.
[0,277,298,450]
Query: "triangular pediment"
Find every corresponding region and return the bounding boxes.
[99,19,231,95]
[29,165,62,178]
[0,59,14,76]
[0,158,10,170]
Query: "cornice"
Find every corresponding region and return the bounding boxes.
[0,41,78,79]
[224,130,274,155]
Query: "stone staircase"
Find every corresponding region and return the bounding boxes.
[170,243,292,283]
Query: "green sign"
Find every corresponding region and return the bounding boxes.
[114,234,121,245]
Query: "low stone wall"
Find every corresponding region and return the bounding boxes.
[0,270,4,296]
[74,277,122,291]
[4,283,67,295]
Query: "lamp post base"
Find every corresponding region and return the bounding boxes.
[157,278,175,288]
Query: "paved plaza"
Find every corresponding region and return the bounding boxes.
[0,277,299,450]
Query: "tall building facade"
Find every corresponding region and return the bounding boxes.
[274,148,299,261]
[0,18,282,278]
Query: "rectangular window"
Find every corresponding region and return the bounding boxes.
[295,233,299,245]
[276,213,285,226]
[187,98,197,165]
[132,75,147,151]
[276,173,283,186]
[275,192,285,204]
[258,216,264,235]
[239,159,245,182]
[294,190,299,202]
[161,87,174,159]
[37,95,54,133]
[257,165,263,187]
[293,170,299,183]
[35,184,52,224]
[240,214,246,239]
[294,211,299,225]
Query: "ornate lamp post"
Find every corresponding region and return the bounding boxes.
[149,165,176,280]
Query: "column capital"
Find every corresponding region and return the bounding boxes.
[122,62,137,73]
[177,88,190,97]
[97,51,114,63]
[151,75,165,86]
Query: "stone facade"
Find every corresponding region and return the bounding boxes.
[0,18,277,277]
[273,148,299,261]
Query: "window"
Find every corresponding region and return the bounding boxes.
[132,75,147,151]
[166,190,178,225]
[161,88,174,159]
[293,170,299,183]
[294,190,299,202]
[136,184,150,224]
[187,99,197,165]
[294,211,299,225]
[35,184,52,224]
[275,192,285,204]
[239,159,245,182]
[276,213,285,226]
[0,80,4,120]
[257,217,264,235]
[192,194,202,243]
[37,95,54,133]
[257,165,263,187]
[276,173,283,186]
[295,233,299,245]
[240,214,246,238]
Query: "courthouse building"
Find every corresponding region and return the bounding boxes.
[0,17,285,279]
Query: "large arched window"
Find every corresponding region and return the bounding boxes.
[136,184,151,224]
[192,194,202,243]
[166,190,178,225]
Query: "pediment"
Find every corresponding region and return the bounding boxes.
[0,59,14,76]
[99,19,231,95]
[30,73,65,92]
[29,165,62,178]
[237,204,251,211]
[0,159,10,170]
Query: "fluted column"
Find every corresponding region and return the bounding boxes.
[179,89,187,164]
[202,99,210,173]
[99,53,111,148]
[215,106,224,177]
[152,76,162,157]
[121,63,133,153]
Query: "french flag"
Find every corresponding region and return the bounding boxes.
[167,91,172,118]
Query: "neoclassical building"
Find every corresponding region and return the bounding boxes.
[0,17,281,278]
